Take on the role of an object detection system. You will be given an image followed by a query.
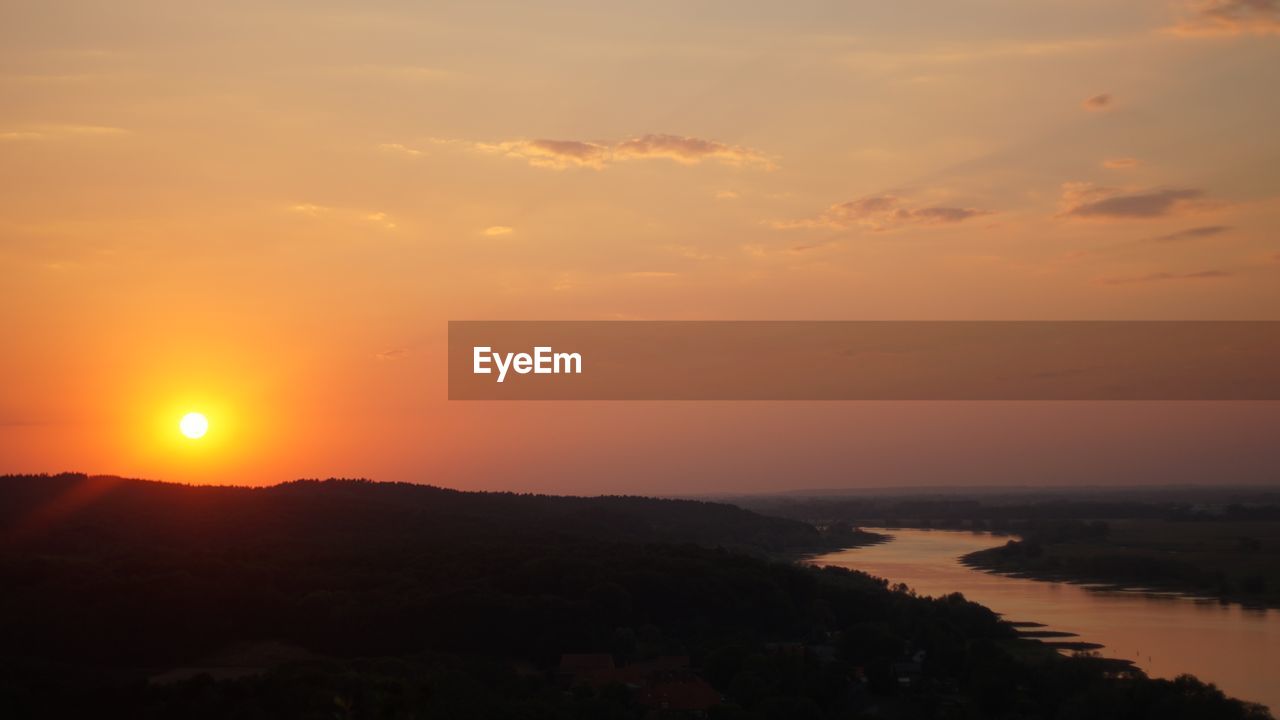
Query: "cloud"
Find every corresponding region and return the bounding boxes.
[377,142,424,157]
[1100,269,1234,285]
[667,244,716,260]
[778,194,993,231]
[1082,94,1112,111]
[1102,157,1140,169]
[483,226,514,236]
[289,203,330,216]
[740,240,835,258]
[1060,183,1205,219]
[365,212,396,230]
[0,124,127,141]
[626,271,678,278]
[466,134,773,170]
[478,139,610,169]
[715,190,740,200]
[611,134,773,167]
[375,348,410,361]
[1149,225,1231,242]
[1169,0,1280,36]
[790,241,833,253]
[288,204,396,230]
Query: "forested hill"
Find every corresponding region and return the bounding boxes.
[0,473,1270,719]
[0,473,873,554]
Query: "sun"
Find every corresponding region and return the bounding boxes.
[179,412,209,439]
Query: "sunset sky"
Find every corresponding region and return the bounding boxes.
[3,0,1279,491]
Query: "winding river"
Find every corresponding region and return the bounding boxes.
[809,528,1280,713]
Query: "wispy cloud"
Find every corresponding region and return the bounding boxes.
[741,240,836,258]
[666,244,717,261]
[0,124,128,141]
[1103,157,1140,169]
[377,142,425,157]
[1060,183,1207,219]
[375,348,410,361]
[288,204,397,230]
[365,212,396,230]
[1148,225,1231,242]
[777,194,992,231]
[1100,269,1233,285]
[1082,94,1113,111]
[288,203,329,216]
[482,226,514,236]
[612,134,772,167]
[458,134,774,170]
[1169,0,1280,36]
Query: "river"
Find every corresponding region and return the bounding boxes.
[808,528,1280,713]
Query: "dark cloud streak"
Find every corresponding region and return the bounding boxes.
[1149,225,1231,242]
[1064,187,1204,219]
[1101,269,1234,285]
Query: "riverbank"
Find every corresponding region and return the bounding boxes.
[775,526,891,562]
[807,527,1280,714]
[959,518,1280,609]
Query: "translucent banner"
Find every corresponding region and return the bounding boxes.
[448,321,1280,400]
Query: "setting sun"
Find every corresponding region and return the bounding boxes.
[179,412,209,440]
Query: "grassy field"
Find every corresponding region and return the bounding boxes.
[964,519,1280,607]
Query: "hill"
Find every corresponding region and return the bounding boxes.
[0,473,877,555]
[0,474,1270,719]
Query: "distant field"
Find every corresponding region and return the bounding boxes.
[965,519,1280,607]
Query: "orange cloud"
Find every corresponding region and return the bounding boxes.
[478,139,610,169]
[778,194,993,231]
[468,134,773,170]
[0,124,128,141]
[1100,269,1234,285]
[1059,183,1206,219]
[377,142,425,157]
[288,204,397,230]
[1103,157,1140,169]
[1149,225,1231,242]
[1082,94,1112,111]
[1169,0,1280,36]
[612,134,772,167]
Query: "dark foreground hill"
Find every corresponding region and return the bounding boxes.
[0,474,1270,720]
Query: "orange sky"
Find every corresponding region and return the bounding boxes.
[2,1,1279,491]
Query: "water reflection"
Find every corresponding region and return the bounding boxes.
[809,528,1279,713]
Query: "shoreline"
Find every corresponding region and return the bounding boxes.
[798,528,1135,667]
[959,551,1280,612]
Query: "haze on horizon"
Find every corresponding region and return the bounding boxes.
[2,0,1279,493]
